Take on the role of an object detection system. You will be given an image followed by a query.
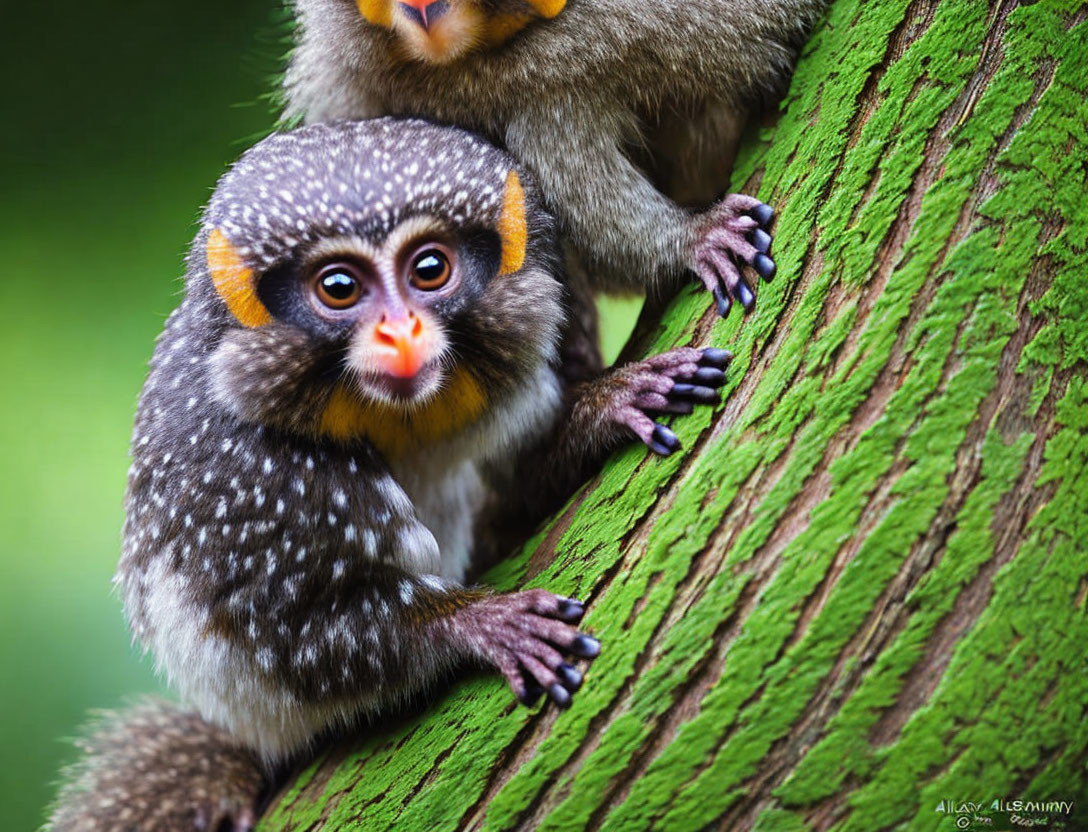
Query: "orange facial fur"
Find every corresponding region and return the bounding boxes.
[527,0,566,18]
[319,369,489,458]
[483,12,535,47]
[497,170,528,276]
[206,229,272,328]
[356,0,393,27]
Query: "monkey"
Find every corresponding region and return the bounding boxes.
[46,117,734,832]
[284,0,826,319]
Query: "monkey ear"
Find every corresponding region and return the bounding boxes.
[526,0,566,18]
[497,170,528,276]
[206,229,273,328]
[356,0,393,27]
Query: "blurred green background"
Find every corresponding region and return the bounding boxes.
[0,2,279,827]
[0,4,640,828]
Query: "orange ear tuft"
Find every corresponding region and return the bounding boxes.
[206,229,272,328]
[527,0,566,18]
[356,0,393,27]
[497,170,528,276]
[484,12,533,47]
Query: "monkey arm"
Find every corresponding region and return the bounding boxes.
[220,562,599,709]
[505,101,692,295]
[487,347,733,532]
[505,102,778,314]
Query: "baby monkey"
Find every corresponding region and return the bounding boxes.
[47,118,731,832]
[287,0,826,315]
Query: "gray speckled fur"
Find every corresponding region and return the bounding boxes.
[209,119,520,272]
[286,0,826,291]
[116,119,566,762]
[49,107,735,831]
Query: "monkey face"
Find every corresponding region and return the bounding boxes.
[354,0,565,62]
[197,119,563,458]
[256,216,503,408]
[312,242,454,403]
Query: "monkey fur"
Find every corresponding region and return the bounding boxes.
[285,0,825,317]
[46,118,733,831]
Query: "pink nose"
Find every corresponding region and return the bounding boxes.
[397,0,449,31]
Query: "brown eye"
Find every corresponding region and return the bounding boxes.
[314,263,363,309]
[409,249,452,291]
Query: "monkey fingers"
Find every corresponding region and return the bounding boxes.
[692,194,777,318]
[668,348,733,394]
[640,348,732,410]
[604,347,732,455]
[196,803,256,832]
[450,590,600,710]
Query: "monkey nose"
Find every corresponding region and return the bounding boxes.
[373,311,427,379]
[396,0,449,31]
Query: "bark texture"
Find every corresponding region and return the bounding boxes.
[260,1,1088,829]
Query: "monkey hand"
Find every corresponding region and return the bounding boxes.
[593,347,732,456]
[448,590,601,709]
[690,194,776,318]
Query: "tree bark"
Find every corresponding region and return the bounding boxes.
[260,1,1088,829]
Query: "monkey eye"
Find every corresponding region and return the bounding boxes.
[409,249,452,291]
[313,263,364,310]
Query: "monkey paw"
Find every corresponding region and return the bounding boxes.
[603,347,732,456]
[454,590,600,709]
[195,803,257,832]
[690,194,776,318]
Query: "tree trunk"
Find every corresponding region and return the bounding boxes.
[260,1,1088,829]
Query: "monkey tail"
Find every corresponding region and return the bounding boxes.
[45,699,264,832]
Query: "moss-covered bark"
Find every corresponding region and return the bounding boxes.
[259,1,1088,829]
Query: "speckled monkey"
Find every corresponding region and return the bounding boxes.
[46,118,732,831]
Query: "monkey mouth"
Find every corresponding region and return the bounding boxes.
[354,363,444,408]
[392,0,480,64]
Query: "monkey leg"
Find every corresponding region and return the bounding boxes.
[691,194,777,318]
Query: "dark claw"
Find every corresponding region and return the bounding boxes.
[671,383,720,404]
[520,681,545,706]
[751,203,775,227]
[571,635,601,658]
[693,367,727,387]
[549,683,573,709]
[736,279,756,311]
[753,253,776,280]
[557,598,585,621]
[652,424,681,453]
[748,228,772,253]
[700,348,733,368]
[712,287,732,318]
[556,663,583,692]
[691,387,721,404]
